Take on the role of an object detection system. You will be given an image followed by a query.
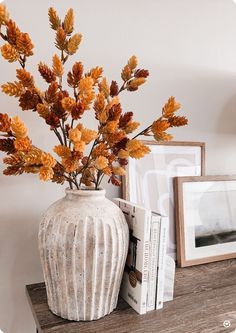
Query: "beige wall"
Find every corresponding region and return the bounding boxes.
[1,0,236,332]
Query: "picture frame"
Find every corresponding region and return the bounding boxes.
[122,140,205,259]
[174,175,236,267]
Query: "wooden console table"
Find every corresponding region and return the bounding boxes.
[26,259,236,333]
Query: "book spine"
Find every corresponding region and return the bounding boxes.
[155,217,169,310]
[139,212,151,315]
[146,215,161,312]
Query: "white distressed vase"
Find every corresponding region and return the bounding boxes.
[38,188,129,321]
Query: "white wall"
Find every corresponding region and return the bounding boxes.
[1,0,236,332]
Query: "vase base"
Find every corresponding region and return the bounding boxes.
[48,304,116,322]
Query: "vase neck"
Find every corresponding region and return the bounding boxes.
[65,188,106,201]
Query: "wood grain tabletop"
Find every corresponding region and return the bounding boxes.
[26,259,236,333]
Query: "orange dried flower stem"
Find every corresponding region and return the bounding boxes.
[53,128,64,145]
[78,137,99,188]
[69,120,74,149]
[0,31,7,41]
[132,124,151,140]
[61,120,68,146]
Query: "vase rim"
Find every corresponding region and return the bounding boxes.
[65,187,106,197]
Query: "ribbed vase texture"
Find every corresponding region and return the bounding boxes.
[38,189,129,321]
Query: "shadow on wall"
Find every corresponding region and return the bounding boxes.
[219,93,236,135]
[0,172,64,333]
[0,212,43,333]
[147,66,236,140]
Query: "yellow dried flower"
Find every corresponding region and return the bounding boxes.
[54,145,71,158]
[121,65,132,81]
[118,149,129,159]
[82,91,95,110]
[14,137,32,152]
[94,156,109,170]
[48,7,61,30]
[124,121,140,134]
[24,148,42,165]
[97,109,108,124]
[52,54,64,77]
[74,140,85,153]
[79,77,94,96]
[106,96,119,110]
[94,92,105,113]
[68,128,82,143]
[1,44,19,62]
[66,33,82,55]
[112,166,126,176]
[1,81,24,97]
[102,166,112,176]
[55,27,66,50]
[89,67,103,83]
[151,119,170,136]
[128,77,146,90]
[61,97,76,112]
[16,32,34,57]
[162,96,181,118]
[154,132,173,142]
[80,128,97,144]
[11,116,27,138]
[0,4,9,25]
[128,55,138,70]
[79,77,95,109]
[104,120,119,134]
[99,77,110,98]
[41,152,56,168]
[62,156,78,173]
[92,143,108,158]
[36,104,50,119]
[39,166,54,181]
[63,8,74,35]
[126,139,150,159]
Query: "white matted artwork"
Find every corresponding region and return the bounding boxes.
[175,176,236,267]
[123,141,205,259]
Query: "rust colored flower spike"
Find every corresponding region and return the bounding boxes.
[48,8,61,31]
[0,5,188,189]
[38,62,56,83]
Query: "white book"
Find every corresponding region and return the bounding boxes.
[113,198,151,314]
[163,255,176,303]
[146,213,161,311]
[155,216,169,310]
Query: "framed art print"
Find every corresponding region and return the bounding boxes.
[122,141,205,259]
[175,175,236,267]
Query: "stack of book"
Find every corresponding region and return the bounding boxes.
[114,198,170,314]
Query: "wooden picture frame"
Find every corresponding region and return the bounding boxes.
[175,175,236,267]
[122,140,205,259]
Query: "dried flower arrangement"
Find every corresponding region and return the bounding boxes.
[0,5,188,190]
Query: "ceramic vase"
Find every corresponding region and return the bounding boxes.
[38,188,129,321]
